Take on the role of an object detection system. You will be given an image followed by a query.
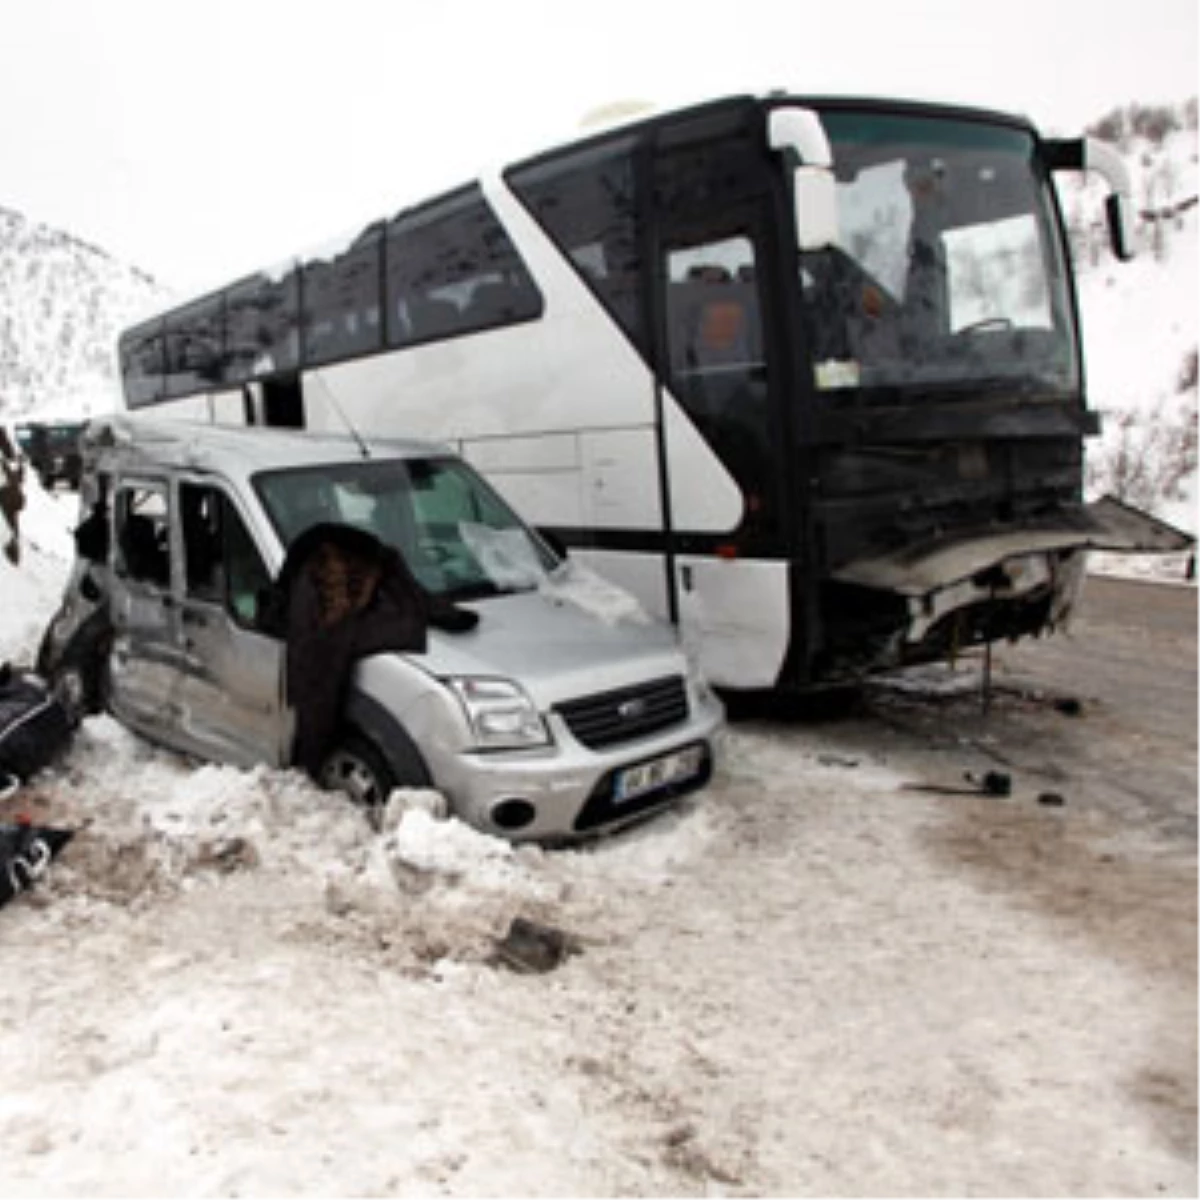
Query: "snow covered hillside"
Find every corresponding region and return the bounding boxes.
[0,204,169,419]
[1064,101,1199,532]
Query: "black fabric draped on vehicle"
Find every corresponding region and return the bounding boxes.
[0,665,72,784]
[262,524,478,777]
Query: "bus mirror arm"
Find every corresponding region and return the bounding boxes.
[768,107,840,252]
[1045,136,1138,262]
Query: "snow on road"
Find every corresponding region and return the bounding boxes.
[0,489,1194,1196]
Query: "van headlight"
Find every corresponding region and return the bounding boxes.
[683,646,717,708]
[447,677,550,749]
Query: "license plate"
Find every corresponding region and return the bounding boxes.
[614,746,705,804]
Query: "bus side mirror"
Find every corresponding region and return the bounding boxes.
[1045,136,1138,262]
[769,107,840,251]
[1105,192,1137,262]
[790,168,839,252]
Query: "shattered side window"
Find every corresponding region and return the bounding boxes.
[115,485,171,588]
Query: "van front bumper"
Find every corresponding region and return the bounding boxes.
[431,695,725,843]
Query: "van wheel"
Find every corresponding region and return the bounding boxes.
[320,735,395,829]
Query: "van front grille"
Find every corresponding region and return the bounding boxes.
[554,676,688,750]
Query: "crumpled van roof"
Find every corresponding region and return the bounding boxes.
[82,415,452,485]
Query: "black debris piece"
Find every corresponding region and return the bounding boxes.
[490,916,582,974]
[1,819,74,908]
[904,770,1013,798]
[968,770,1012,797]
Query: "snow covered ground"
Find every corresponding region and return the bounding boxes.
[0,482,1194,1196]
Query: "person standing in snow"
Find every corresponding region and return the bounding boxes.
[0,427,25,566]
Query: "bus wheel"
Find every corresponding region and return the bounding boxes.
[320,735,395,829]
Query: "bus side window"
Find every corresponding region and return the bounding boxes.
[301,224,384,366]
[666,243,764,377]
[506,137,648,357]
[120,321,165,408]
[385,185,542,349]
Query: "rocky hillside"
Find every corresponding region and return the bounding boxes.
[0,204,168,419]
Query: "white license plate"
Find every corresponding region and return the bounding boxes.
[614,746,705,804]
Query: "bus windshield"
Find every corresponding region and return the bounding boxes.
[255,456,557,601]
[803,111,1078,398]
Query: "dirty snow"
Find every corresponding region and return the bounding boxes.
[0,480,1194,1196]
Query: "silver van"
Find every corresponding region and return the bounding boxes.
[38,416,724,842]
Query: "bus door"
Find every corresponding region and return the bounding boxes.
[653,141,797,688]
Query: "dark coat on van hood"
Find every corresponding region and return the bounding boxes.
[264,523,477,778]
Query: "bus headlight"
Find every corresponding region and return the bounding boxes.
[448,677,550,749]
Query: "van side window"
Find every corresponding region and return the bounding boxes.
[181,485,223,599]
[116,485,171,586]
[181,484,271,627]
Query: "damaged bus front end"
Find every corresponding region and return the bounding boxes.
[772,100,1192,686]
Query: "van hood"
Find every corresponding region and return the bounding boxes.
[414,589,687,705]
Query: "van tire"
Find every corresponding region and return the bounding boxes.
[41,609,113,726]
[320,734,396,828]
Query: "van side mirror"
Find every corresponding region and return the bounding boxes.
[768,107,840,251]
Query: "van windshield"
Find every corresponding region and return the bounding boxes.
[254,456,557,600]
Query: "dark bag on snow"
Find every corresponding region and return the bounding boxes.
[0,820,74,908]
[0,664,72,782]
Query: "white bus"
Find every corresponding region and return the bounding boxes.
[116,92,1177,691]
